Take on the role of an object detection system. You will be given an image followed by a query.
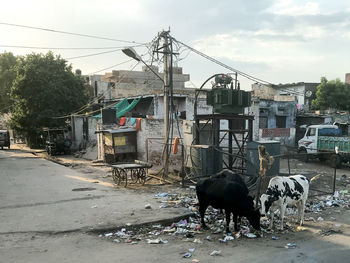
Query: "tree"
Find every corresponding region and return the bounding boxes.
[10,52,90,146]
[312,77,350,111]
[0,52,18,113]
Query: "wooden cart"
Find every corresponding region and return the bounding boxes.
[110,160,152,186]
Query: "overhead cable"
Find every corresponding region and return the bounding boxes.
[0,22,146,45]
[0,44,142,50]
[172,37,274,85]
[65,49,122,60]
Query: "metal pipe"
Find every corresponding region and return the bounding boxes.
[333,166,337,194]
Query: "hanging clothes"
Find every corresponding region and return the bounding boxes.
[119,117,126,126]
[136,118,142,131]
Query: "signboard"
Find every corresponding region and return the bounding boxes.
[114,136,126,146]
[262,128,290,138]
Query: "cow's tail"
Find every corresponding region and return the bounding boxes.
[309,174,321,183]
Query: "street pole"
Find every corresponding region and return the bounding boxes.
[162,32,170,178]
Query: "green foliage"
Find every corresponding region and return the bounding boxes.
[10,52,90,137]
[312,77,350,111]
[0,52,18,113]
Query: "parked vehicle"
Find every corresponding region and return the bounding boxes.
[298,124,350,167]
[44,128,71,156]
[0,130,10,149]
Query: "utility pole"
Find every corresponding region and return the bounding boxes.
[162,33,170,178]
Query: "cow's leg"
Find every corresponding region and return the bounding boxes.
[225,210,231,233]
[297,202,302,224]
[280,205,287,230]
[269,210,274,229]
[300,199,306,226]
[233,213,239,232]
[199,203,209,229]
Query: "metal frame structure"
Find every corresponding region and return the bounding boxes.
[193,113,254,175]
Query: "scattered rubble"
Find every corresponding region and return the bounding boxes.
[209,250,221,256]
[98,185,350,250]
[285,243,297,249]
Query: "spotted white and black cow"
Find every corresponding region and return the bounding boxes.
[259,175,309,230]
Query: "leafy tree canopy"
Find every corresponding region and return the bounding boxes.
[0,52,18,113]
[10,52,89,135]
[312,77,350,111]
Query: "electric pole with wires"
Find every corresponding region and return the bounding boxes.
[153,30,174,178]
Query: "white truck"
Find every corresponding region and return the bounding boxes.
[297,124,350,167]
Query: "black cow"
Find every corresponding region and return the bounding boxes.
[196,177,260,233]
[211,169,248,216]
[212,169,248,192]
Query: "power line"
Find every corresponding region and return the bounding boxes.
[87,59,135,75]
[172,37,274,85]
[50,61,141,119]
[0,44,138,50]
[0,22,146,45]
[65,49,122,60]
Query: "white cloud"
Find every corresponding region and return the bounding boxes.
[268,1,320,16]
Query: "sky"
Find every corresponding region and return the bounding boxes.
[1,0,350,90]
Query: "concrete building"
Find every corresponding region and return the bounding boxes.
[99,66,190,100]
[253,82,319,112]
[250,84,297,147]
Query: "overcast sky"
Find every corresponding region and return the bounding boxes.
[1,0,350,90]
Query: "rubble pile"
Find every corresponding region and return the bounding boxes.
[154,191,197,210]
[306,191,350,214]
[99,187,350,251]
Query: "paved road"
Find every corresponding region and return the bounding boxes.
[0,149,189,234]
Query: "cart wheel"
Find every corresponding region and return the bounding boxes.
[139,168,146,185]
[112,168,121,185]
[119,169,128,187]
[131,169,140,184]
[114,168,124,185]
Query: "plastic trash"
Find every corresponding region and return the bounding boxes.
[317,217,324,221]
[193,238,202,244]
[113,239,120,243]
[334,191,339,198]
[192,259,200,263]
[210,250,221,256]
[206,236,212,241]
[285,243,296,249]
[155,192,168,198]
[147,238,167,244]
[145,204,152,209]
[296,226,306,231]
[272,236,279,240]
[183,253,192,258]
[245,233,257,238]
[175,228,188,234]
[188,248,195,253]
[104,233,113,237]
[176,219,188,227]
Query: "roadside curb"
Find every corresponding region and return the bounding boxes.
[0,212,197,236]
[87,212,196,234]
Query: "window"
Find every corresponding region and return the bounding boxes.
[276,116,286,128]
[307,128,316,136]
[259,116,268,128]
